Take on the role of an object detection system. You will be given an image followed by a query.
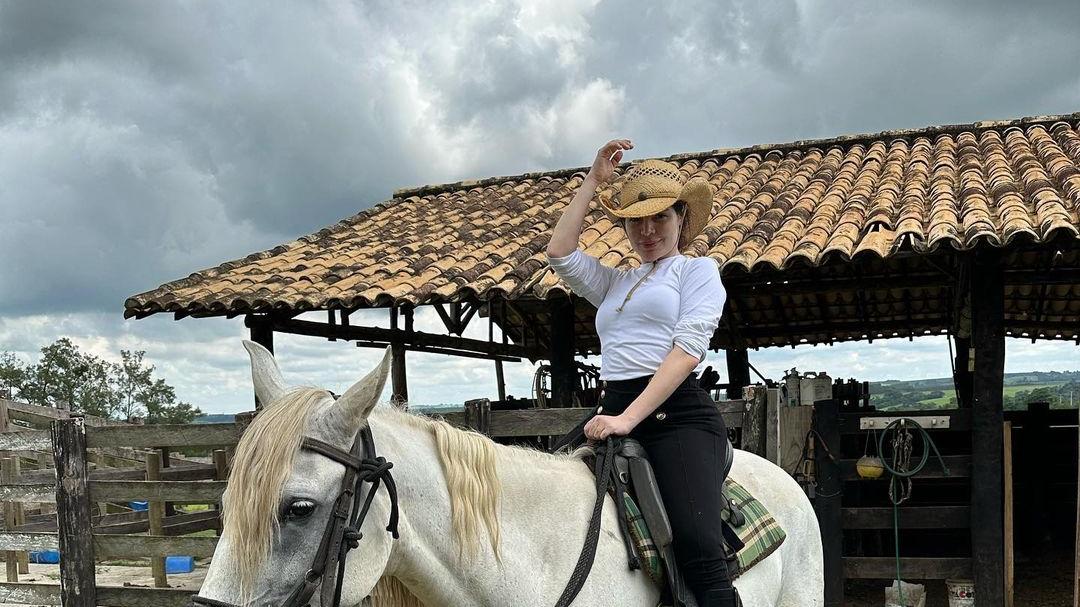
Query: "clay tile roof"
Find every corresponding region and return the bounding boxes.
[126,113,1080,321]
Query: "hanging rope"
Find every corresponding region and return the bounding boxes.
[876,418,950,605]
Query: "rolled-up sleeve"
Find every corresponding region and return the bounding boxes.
[673,257,726,360]
[545,249,616,308]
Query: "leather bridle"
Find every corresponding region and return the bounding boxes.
[192,422,400,607]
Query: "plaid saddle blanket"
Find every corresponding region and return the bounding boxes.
[623,477,787,586]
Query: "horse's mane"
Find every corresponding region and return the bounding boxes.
[374,406,588,560]
[223,387,325,605]
[223,389,585,605]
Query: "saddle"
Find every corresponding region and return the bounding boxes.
[585,437,745,607]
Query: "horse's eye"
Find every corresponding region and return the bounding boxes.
[286,499,317,520]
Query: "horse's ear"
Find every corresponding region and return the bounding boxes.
[326,347,392,434]
[242,340,287,407]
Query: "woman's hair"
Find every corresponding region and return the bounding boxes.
[622,201,691,249]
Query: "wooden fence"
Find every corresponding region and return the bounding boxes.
[441,391,762,450]
[0,399,243,607]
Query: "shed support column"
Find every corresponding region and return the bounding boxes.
[245,314,275,409]
[812,399,843,607]
[725,348,751,400]
[549,298,576,408]
[390,306,408,407]
[494,360,506,402]
[953,335,973,408]
[391,342,408,407]
[971,248,1005,607]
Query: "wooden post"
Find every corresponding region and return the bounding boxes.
[1004,421,1014,607]
[549,298,576,408]
[159,446,177,517]
[953,335,974,408]
[725,348,751,400]
[53,416,97,606]
[213,449,228,536]
[246,314,275,409]
[741,385,767,457]
[1074,405,1080,607]
[391,341,408,408]
[146,451,167,587]
[812,399,843,607]
[971,248,1005,607]
[1025,402,1052,553]
[464,399,491,435]
[765,388,780,464]
[494,360,506,402]
[3,458,17,582]
[11,457,25,575]
[246,314,275,353]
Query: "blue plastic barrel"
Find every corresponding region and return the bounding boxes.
[165,555,195,574]
[29,550,60,564]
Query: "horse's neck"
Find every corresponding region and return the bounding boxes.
[373,413,599,605]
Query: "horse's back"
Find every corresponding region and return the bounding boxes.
[727,449,825,607]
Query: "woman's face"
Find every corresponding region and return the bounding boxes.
[624,206,684,262]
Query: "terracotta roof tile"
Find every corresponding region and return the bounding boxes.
[128,113,1080,329]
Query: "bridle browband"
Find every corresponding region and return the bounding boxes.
[192,418,400,607]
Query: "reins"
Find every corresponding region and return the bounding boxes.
[549,411,639,607]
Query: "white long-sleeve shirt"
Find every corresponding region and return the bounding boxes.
[546,249,726,380]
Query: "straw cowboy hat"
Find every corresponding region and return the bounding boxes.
[602,159,714,247]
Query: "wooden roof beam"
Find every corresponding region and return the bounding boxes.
[272,317,530,359]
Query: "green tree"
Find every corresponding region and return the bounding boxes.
[112,350,202,424]
[18,338,114,415]
[0,352,26,398]
[0,340,201,424]
[143,379,201,424]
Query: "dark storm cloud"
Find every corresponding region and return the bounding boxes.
[1,1,1078,411]
[4,0,1080,317]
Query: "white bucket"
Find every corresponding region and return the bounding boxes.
[799,371,833,406]
[946,579,975,607]
[884,580,925,607]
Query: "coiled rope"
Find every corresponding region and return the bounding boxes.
[876,418,950,605]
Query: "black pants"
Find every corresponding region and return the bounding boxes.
[599,373,732,603]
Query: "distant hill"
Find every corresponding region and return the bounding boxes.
[869,370,1079,410]
[193,413,235,424]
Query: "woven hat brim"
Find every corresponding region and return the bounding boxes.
[602,177,713,245]
[604,196,681,219]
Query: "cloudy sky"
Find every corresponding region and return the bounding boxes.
[1,0,1078,414]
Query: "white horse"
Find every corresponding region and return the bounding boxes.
[195,342,823,606]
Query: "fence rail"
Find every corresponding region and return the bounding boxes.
[438,397,755,441]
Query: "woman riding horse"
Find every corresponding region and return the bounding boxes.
[545,139,738,607]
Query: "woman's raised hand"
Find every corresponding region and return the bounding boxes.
[587,139,633,185]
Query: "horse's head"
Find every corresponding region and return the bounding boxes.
[196,341,395,607]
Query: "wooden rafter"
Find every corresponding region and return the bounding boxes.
[272,317,529,359]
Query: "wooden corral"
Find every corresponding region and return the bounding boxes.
[0,399,241,607]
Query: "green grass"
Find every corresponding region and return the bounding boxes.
[903,381,1067,408]
[1002,383,1061,396]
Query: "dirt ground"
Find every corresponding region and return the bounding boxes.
[844,550,1076,606]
